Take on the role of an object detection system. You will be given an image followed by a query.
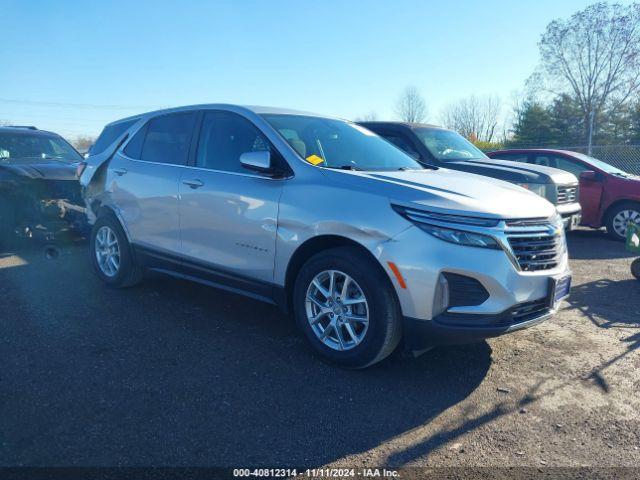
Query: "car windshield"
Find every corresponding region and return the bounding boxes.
[570,152,630,176]
[414,128,487,162]
[261,114,424,171]
[0,131,83,163]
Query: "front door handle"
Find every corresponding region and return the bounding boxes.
[113,168,128,176]
[183,179,204,189]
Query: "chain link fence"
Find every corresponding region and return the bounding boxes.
[563,145,640,175]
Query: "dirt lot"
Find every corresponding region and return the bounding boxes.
[0,229,638,471]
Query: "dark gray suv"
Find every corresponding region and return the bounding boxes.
[359,122,582,229]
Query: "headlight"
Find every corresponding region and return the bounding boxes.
[416,224,501,249]
[517,183,546,198]
[392,205,502,249]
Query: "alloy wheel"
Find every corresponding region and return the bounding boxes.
[95,226,120,277]
[612,209,640,238]
[305,270,369,351]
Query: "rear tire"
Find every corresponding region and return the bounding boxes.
[90,213,142,288]
[293,246,402,369]
[606,202,640,241]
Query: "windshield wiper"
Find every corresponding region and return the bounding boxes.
[398,164,438,171]
[325,164,364,171]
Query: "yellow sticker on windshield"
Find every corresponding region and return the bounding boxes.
[306,154,324,166]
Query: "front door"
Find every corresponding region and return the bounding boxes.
[178,110,284,290]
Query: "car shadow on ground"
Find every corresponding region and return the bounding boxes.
[1,243,493,467]
[565,278,640,329]
[566,229,635,260]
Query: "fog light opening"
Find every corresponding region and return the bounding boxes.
[433,273,450,317]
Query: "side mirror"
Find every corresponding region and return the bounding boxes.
[580,170,597,181]
[240,150,272,174]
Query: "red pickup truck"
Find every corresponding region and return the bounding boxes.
[487,149,640,241]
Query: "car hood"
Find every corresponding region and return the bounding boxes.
[0,157,79,181]
[450,158,578,185]
[323,167,557,220]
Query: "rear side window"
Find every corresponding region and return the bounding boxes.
[196,111,272,173]
[532,155,553,167]
[123,124,146,159]
[126,112,196,165]
[92,120,137,155]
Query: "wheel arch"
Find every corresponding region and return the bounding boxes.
[95,204,133,244]
[282,234,397,313]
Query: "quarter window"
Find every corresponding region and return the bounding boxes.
[196,111,272,173]
[92,119,137,155]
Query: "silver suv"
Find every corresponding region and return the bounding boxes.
[81,104,571,368]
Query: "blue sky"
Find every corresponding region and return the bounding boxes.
[0,0,608,138]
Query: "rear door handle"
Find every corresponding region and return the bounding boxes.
[113,168,128,176]
[182,179,204,189]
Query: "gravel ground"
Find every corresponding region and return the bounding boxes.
[0,229,638,472]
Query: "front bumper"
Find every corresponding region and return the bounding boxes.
[403,300,556,352]
[378,225,570,349]
[556,202,582,229]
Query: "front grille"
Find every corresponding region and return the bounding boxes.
[443,272,489,307]
[557,185,578,204]
[506,219,563,271]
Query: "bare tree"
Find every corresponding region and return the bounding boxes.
[440,95,502,142]
[533,2,640,147]
[354,111,378,122]
[72,135,95,153]
[394,86,427,123]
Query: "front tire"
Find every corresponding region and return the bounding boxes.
[606,202,640,241]
[90,214,142,287]
[293,247,402,369]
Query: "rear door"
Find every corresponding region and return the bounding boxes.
[178,110,285,290]
[108,111,197,257]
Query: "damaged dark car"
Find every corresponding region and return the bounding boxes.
[0,126,87,247]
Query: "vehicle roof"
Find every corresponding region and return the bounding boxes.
[357,121,448,131]
[489,148,582,157]
[103,104,331,128]
[0,126,61,137]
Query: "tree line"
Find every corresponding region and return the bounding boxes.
[368,2,640,150]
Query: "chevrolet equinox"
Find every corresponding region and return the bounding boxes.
[81,105,571,368]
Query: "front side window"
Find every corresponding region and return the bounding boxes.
[0,132,83,163]
[414,128,486,162]
[553,156,591,177]
[261,114,423,171]
[196,111,272,173]
[533,154,590,177]
[128,112,196,165]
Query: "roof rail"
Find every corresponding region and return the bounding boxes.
[5,125,38,130]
